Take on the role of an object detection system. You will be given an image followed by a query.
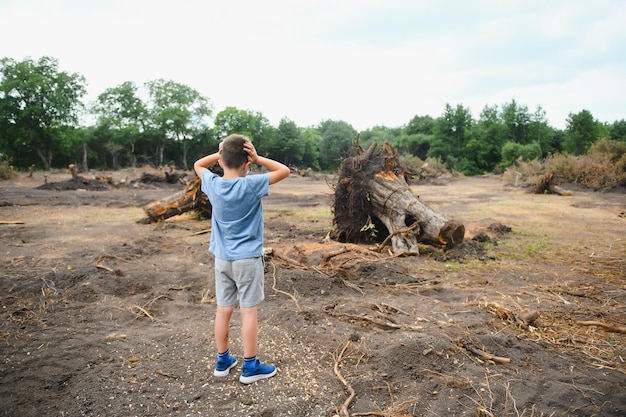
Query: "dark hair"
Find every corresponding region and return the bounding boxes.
[221,134,249,169]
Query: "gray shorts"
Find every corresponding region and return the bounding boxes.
[214,257,265,308]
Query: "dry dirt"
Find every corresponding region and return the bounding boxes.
[0,169,624,417]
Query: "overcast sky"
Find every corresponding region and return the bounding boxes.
[1,0,625,131]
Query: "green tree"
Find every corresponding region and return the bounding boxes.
[271,118,303,166]
[145,79,212,169]
[91,81,147,168]
[500,141,542,169]
[317,119,357,171]
[392,114,436,159]
[394,133,431,160]
[212,107,275,155]
[609,119,626,142]
[299,127,322,170]
[468,104,507,172]
[359,125,400,150]
[429,103,473,168]
[528,105,555,156]
[501,99,531,144]
[0,56,86,170]
[405,114,435,136]
[563,109,599,155]
[70,126,99,171]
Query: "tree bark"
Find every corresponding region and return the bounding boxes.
[532,172,572,195]
[142,177,212,223]
[140,164,222,223]
[330,138,464,255]
[82,143,89,172]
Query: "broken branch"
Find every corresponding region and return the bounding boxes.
[461,340,511,364]
[577,321,626,334]
[322,246,350,265]
[334,341,356,417]
[270,261,302,311]
[155,369,179,379]
[375,222,419,253]
[94,261,115,273]
[131,304,154,321]
[323,301,422,331]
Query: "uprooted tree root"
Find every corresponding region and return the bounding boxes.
[330,137,465,255]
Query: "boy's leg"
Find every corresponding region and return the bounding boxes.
[233,257,264,359]
[215,305,234,354]
[233,257,276,383]
[214,257,237,355]
[239,305,276,384]
[213,305,237,377]
[212,258,239,377]
[240,306,258,358]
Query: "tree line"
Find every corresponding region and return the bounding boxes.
[1,56,625,174]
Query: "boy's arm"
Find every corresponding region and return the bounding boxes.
[256,156,290,185]
[244,141,290,185]
[193,152,220,178]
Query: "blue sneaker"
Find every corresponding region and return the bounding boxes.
[214,353,238,377]
[239,358,277,384]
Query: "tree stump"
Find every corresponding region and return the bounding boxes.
[531,172,572,196]
[141,177,212,223]
[330,138,464,255]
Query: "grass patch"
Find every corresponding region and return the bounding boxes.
[266,205,332,221]
[497,231,550,261]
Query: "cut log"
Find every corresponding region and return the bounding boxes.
[142,177,212,223]
[531,172,572,195]
[330,137,464,255]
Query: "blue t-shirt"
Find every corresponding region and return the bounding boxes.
[200,170,269,260]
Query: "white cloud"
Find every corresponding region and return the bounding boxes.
[1,0,625,131]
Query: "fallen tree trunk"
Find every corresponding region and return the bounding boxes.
[330,137,464,255]
[141,177,212,223]
[531,172,572,195]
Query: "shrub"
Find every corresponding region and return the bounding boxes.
[503,143,625,188]
[398,153,424,170]
[587,137,626,163]
[400,154,453,178]
[502,158,545,187]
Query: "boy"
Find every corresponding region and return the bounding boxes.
[193,134,290,384]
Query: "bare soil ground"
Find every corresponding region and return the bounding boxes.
[1,169,624,417]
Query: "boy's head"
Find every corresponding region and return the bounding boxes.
[220,134,250,169]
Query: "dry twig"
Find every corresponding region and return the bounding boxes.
[155,369,178,379]
[129,295,171,321]
[271,250,308,268]
[322,246,349,265]
[375,222,419,253]
[94,261,115,273]
[130,304,154,321]
[461,340,511,364]
[334,341,356,417]
[485,302,539,329]
[105,333,127,340]
[323,300,422,331]
[270,261,302,311]
[577,320,626,334]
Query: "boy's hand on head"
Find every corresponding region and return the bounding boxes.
[243,140,259,164]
